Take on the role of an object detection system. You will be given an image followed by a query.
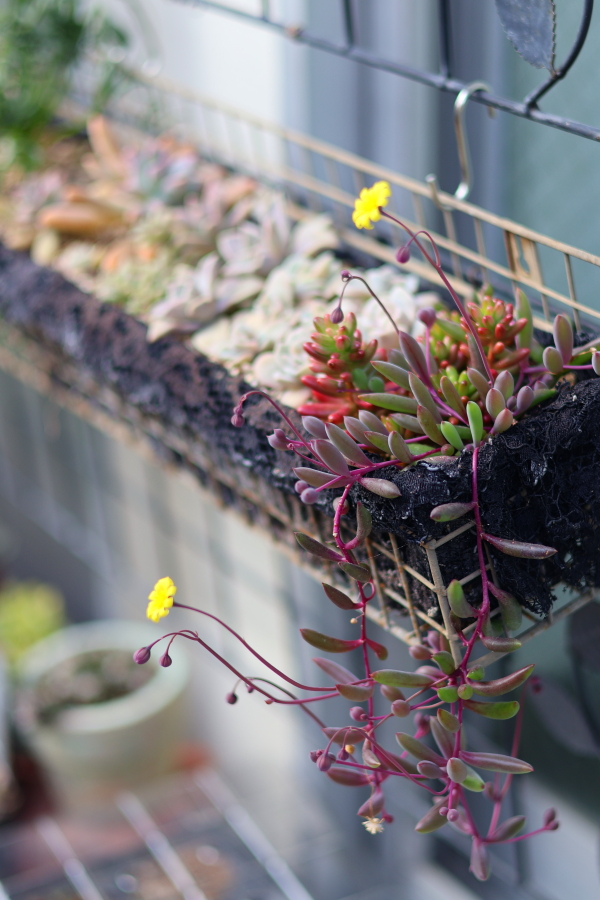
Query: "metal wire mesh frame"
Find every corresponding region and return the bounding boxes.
[35,78,597,659]
[119,70,600,336]
[171,0,599,142]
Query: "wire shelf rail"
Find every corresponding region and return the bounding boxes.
[171,0,599,142]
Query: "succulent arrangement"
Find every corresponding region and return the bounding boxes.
[0,120,430,404]
[135,181,600,882]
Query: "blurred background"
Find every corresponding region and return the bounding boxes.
[0,2,599,899]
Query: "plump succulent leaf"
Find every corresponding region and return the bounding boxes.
[482,534,557,558]
[430,501,475,522]
[300,629,360,652]
[471,665,534,696]
[339,561,372,582]
[463,698,520,719]
[460,751,533,774]
[295,532,343,561]
[312,657,358,684]
[325,423,371,467]
[322,583,358,610]
[359,477,401,498]
[373,669,436,687]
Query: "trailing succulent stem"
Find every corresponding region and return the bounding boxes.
[134,182,593,882]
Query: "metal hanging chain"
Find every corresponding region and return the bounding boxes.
[172,0,598,142]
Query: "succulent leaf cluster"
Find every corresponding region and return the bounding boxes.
[139,186,586,882]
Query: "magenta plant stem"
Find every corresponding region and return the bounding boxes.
[173,602,333,692]
[381,211,494,383]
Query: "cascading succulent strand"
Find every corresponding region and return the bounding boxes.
[133,180,595,883]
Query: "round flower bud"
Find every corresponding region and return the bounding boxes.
[409,644,432,661]
[309,750,321,763]
[225,692,238,704]
[294,480,309,494]
[337,746,349,760]
[300,487,318,505]
[160,651,172,668]
[418,307,437,328]
[447,809,459,823]
[543,808,557,826]
[330,306,344,324]
[317,752,334,772]
[413,712,430,734]
[350,706,368,721]
[391,699,411,717]
[267,432,289,451]
[133,646,151,665]
[341,270,351,281]
[439,806,448,817]
[396,244,411,264]
[231,413,245,428]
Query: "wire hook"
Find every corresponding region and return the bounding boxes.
[427,80,492,210]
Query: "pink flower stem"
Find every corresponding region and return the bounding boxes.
[381,211,494,384]
[172,603,333,692]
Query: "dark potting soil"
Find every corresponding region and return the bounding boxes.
[1,243,599,617]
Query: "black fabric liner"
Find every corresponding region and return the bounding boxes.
[1,243,599,619]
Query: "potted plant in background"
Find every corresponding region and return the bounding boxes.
[15,618,190,809]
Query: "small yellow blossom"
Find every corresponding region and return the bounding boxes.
[352,181,391,229]
[147,577,177,622]
[363,817,385,835]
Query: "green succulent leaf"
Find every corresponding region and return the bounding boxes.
[463,699,520,719]
[471,664,535,697]
[372,669,436,687]
[466,401,484,446]
[430,501,475,522]
[358,393,418,414]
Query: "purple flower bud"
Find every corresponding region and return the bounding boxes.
[133,646,151,665]
[543,808,557,826]
[425,630,441,652]
[160,651,172,667]
[309,750,321,763]
[350,706,368,721]
[317,752,335,772]
[295,480,309,494]
[330,306,344,325]
[300,487,318,505]
[332,496,349,515]
[413,712,430,734]
[341,270,351,281]
[396,244,411,264]
[246,683,254,693]
[391,699,411,717]
[337,746,349,760]
[439,806,448,817]
[231,413,245,428]
[409,644,432,661]
[267,432,289,451]
[447,809,459,823]
[418,307,437,328]
[225,692,238,704]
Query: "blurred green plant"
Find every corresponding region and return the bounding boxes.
[0,580,65,666]
[0,0,127,169]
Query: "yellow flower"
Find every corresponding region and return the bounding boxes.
[352,181,391,229]
[363,817,385,835]
[147,577,177,622]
